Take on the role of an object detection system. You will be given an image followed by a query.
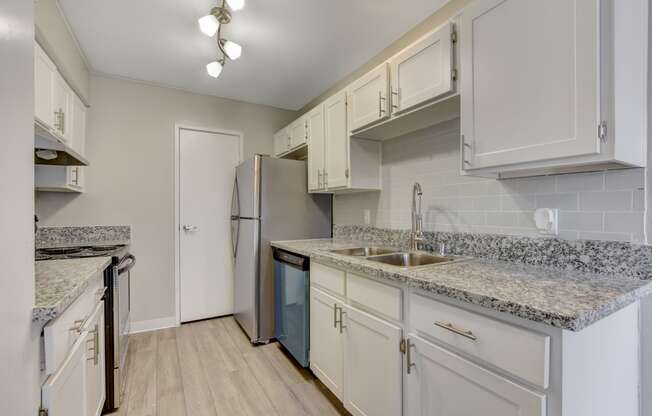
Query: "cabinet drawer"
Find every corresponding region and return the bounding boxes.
[347,273,402,321]
[44,271,104,375]
[410,293,550,388]
[311,262,345,297]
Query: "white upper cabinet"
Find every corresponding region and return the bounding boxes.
[347,63,390,132]
[289,117,308,149]
[273,127,289,156]
[390,22,455,114]
[35,43,56,128]
[70,94,87,155]
[52,70,72,144]
[306,104,325,192]
[460,0,647,177]
[324,90,350,189]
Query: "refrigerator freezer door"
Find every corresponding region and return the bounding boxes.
[233,217,260,342]
[235,156,260,219]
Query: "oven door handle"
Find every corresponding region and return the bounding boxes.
[117,254,136,275]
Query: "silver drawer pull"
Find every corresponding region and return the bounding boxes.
[69,319,85,333]
[434,321,477,341]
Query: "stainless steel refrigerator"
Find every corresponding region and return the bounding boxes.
[231,155,332,343]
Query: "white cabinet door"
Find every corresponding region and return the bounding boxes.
[289,117,308,149]
[273,127,289,156]
[52,70,71,143]
[406,335,546,416]
[310,287,344,399]
[306,104,325,192]
[347,63,390,131]
[390,22,455,114]
[35,43,56,128]
[84,301,105,416]
[460,0,600,170]
[343,305,402,416]
[324,90,349,189]
[42,331,90,416]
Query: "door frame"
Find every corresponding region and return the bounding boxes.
[174,124,244,326]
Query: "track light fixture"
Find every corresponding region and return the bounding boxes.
[198,0,244,79]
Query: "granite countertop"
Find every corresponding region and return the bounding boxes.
[34,257,111,323]
[271,239,652,331]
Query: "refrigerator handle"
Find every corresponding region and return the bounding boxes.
[231,178,240,258]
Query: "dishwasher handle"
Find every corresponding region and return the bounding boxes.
[273,249,309,271]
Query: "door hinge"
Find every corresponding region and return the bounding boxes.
[39,408,49,416]
[399,338,407,354]
[451,69,458,81]
[598,120,608,143]
[344,168,349,178]
[451,31,457,43]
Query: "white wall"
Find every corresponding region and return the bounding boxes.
[0,0,42,413]
[335,121,647,243]
[36,74,296,325]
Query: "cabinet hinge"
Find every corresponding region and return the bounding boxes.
[344,168,350,178]
[451,69,458,81]
[39,408,49,416]
[598,120,608,143]
[451,31,457,43]
[399,338,407,354]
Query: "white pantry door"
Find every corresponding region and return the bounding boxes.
[179,128,240,323]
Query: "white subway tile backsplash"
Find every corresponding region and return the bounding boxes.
[605,169,645,190]
[604,212,644,233]
[555,172,604,192]
[558,212,603,232]
[579,191,633,212]
[333,123,647,243]
[536,193,579,210]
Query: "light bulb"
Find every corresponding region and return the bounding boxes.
[206,61,223,78]
[226,0,245,11]
[222,40,242,60]
[198,14,219,37]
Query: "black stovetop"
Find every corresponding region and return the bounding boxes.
[36,244,127,261]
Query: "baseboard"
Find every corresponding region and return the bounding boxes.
[129,316,178,334]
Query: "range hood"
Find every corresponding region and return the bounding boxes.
[34,122,89,166]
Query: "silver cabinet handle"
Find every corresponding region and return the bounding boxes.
[391,89,400,111]
[334,305,346,334]
[434,321,477,341]
[183,225,198,232]
[70,319,85,333]
[378,91,386,117]
[461,134,473,168]
[86,324,99,365]
[323,171,328,188]
[317,169,322,189]
[405,338,415,374]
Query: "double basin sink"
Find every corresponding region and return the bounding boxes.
[329,246,455,268]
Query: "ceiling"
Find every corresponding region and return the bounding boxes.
[58,0,450,110]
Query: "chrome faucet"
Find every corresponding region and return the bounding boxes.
[410,182,425,251]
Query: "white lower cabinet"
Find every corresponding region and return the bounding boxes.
[309,287,344,399]
[84,302,106,416]
[343,305,402,416]
[42,292,106,416]
[406,335,545,416]
[42,330,90,416]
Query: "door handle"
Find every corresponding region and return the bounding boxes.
[182,225,198,232]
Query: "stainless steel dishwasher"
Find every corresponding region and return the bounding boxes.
[273,248,310,367]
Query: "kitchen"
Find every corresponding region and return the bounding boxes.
[2,0,652,415]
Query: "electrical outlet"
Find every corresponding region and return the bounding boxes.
[363,209,371,225]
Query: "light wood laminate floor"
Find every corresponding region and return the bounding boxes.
[108,316,350,416]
